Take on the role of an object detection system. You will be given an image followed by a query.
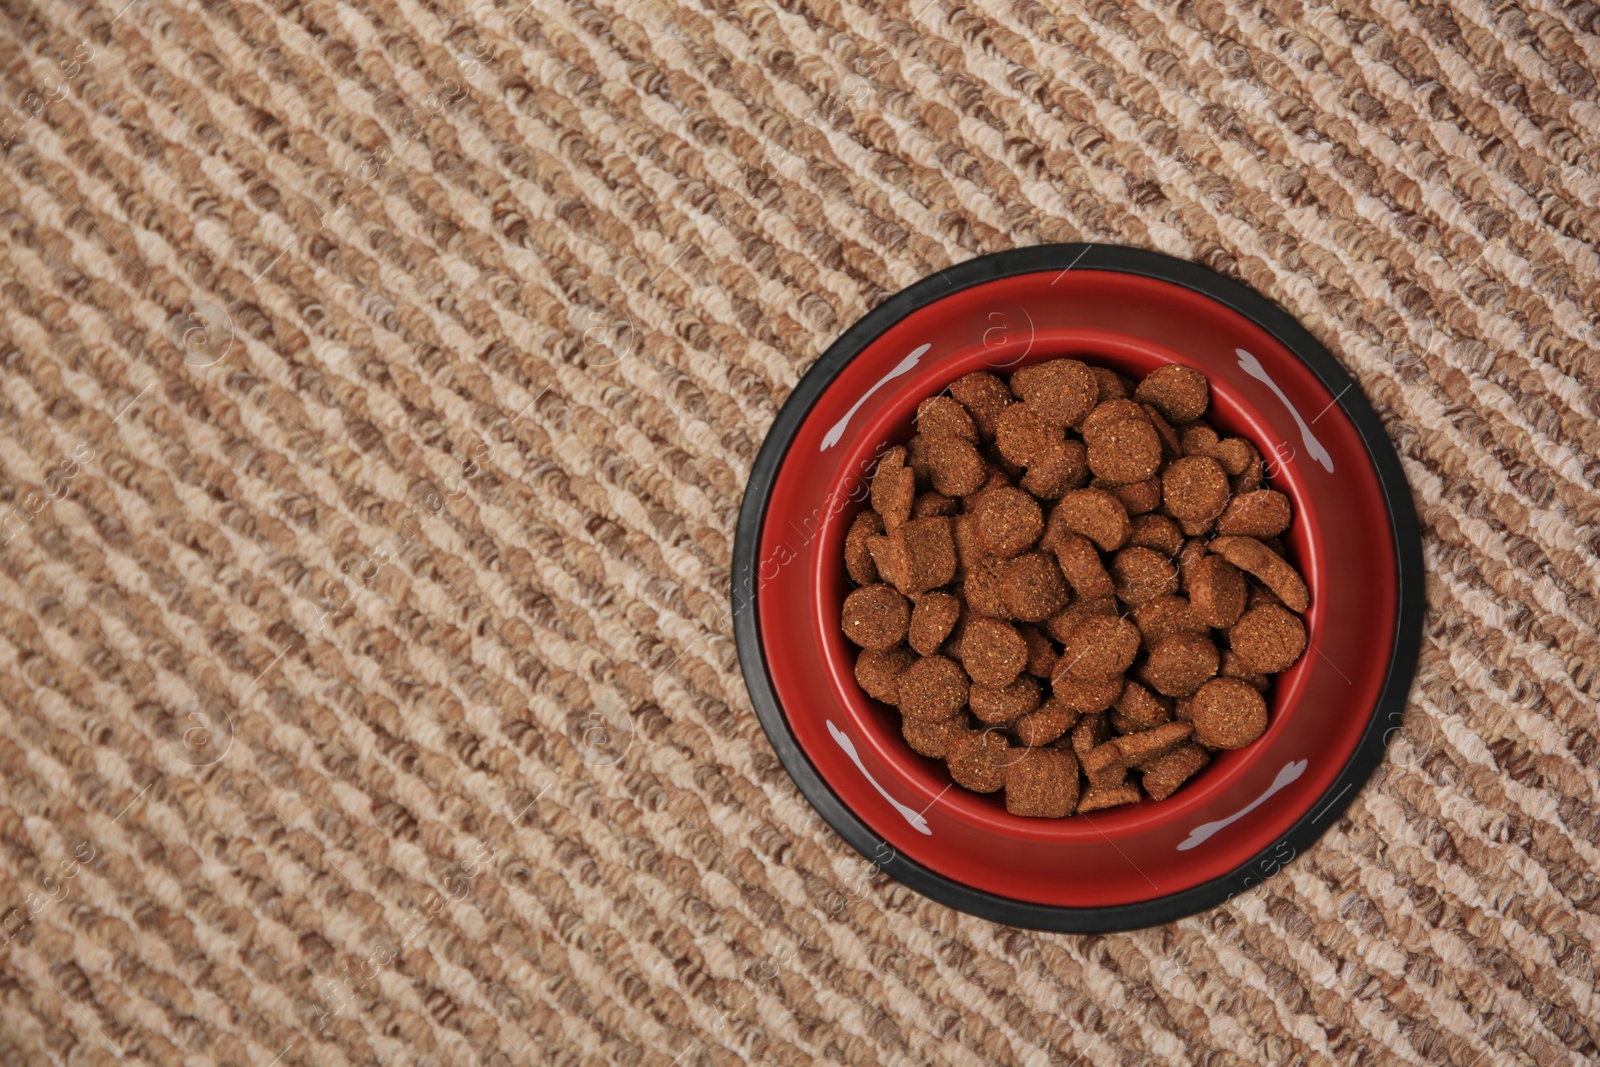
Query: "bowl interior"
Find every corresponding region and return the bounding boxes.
[756,269,1396,906]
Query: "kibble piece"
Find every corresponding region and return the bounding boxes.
[1127,513,1184,557]
[845,509,883,584]
[946,730,1012,792]
[1178,515,1218,538]
[1045,595,1117,643]
[841,585,911,650]
[1082,741,1129,789]
[909,592,962,655]
[1161,456,1231,523]
[994,403,1059,467]
[1013,696,1081,746]
[1050,672,1124,715]
[865,535,906,590]
[1002,552,1069,621]
[1114,680,1172,730]
[1047,538,1112,606]
[1229,440,1264,494]
[870,446,916,529]
[1053,489,1132,552]
[971,674,1043,723]
[854,646,914,704]
[1110,546,1180,607]
[972,462,1012,498]
[960,617,1029,687]
[917,396,978,441]
[1173,696,1195,721]
[905,433,935,485]
[1247,582,1285,610]
[1179,421,1220,458]
[1114,721,1195,765]
[952,512,987,571]
[1188,555,1248,629]
[1020,439,1088,499]
[1012,358,1099,429]
[963,556,1012,618]
[1210,437,1256,477]
[1141,404,1183,462]
[890,517,957,594]
[1136,364,1210,424]
[1081,398,1145,437]
[1005,747,1081,817]
[1228,604,1308,674]
[1059,614,1141,682]
[1191,677,1269,749]
[1089,366,1130,401]
[923,435,989,497]
[1219,648,1271,691]
[1209,536,1309,613]
[1142,745,1210,800]
[902,716,970,759]
[1176,537,1209,593]
[1017,623,1058,678]
[913,490,958,518]
[949,372,1013,441]
[1133,595,1206,651]
[1111,476,1162,515]
[1084,411,1163,485]
[898,655,970,721]
[1076,783,1143,812]
[1216,489,1292,538]
[1071,710,1113,757]
[971,487,1044,557]
[1144,632,1221,697]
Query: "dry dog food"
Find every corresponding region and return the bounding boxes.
[841,359,1310,817]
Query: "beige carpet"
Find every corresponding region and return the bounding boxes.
[1,0,1598,1062]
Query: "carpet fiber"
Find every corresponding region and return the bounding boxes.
[1,0,1598,1063]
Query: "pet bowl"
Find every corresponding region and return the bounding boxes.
[732,245,1422,931]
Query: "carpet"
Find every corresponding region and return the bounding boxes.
[0,0,1597,1063]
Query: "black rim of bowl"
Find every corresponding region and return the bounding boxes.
[731,243,1424,932]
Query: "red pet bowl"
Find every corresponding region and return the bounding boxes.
[733,245,1422,930]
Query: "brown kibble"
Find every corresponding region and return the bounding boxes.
[1071,710,1112,757]
[922,435,988,497]
[1012,358,1098,429]
[845,509,883,584]
[1005,748,1080,817]
[960,617,1029,687]
[1020,439,1088,498]
[1230,440,1264,493]
[1136,364,1210,424]
[946,730,1011,792]
[1076,783,1142,812]
[1082,741,1129,789]
[1220,648,1271,691]
[1081,399,1145,437]
[1142,745,1210,800]
[909,592,962,655]
[1090,366,1130,401]
[971,487,1044,556]
[1017,624,1058,678]
[1210,437,1256,477]
[1053,489,1131,552]
[917,396,977,441]
[891,517,958,594]
[1216,489,1292,538]
[949,372,1013,441]
[1176,537,1209,592]
[1058,615,1141,682]
[1141,404,1182,462]
[1144,632,1221,697]
[1084,411,1162,485]
[1179,421,1219,458]
[1114,721,1195,764]
[913,491,958,518]
[952,512,988,571]
[1110,546,1180,607]
[902,716,970,759]
[1013,696,1081,746]
[1161,456,1230,523]
[1188,555,1248,628]
[1050,535,1115,602]
[1191,677,1269,749]
[854,646,914,704]
[871,446,915,529]
[1209,536,1309,613]
[1228,604,1308,674]
[898,655,970,721]
[1178,515,1217,538]
[971,674,1043,723]
[841,584,911,650]
[1003,552,1069,621]
[963,556,1012,618]
[1133,595,1206,651]
[1111,476,1162,515]
[1173,696,1195,721]
[1045,594,1117,643]
[1114,680,1173,730]
[1050,673,1124,715]
[1127,513,1184,557]
[866,535,905,590]
[994,402,1061,467]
